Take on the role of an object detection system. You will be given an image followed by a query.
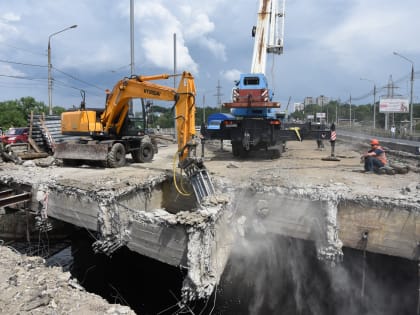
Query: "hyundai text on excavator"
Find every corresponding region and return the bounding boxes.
[55,71,214,202]
[207,0,330,157]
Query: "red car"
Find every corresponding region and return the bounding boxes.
[1,127,29,144]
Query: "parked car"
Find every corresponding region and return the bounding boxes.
[1,127,29,144]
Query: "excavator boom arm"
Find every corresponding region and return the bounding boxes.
[100,72,196,161]
[60,71,213,203]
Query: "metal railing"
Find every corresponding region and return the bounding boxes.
[339,125,420,142]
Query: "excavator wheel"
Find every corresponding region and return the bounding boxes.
[62,159,81,167]
[132,142,154,163]
[107,143,126,168]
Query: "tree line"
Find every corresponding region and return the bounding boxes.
[0,97,66,130]
[1,97,418,131]
[0,97,227,130]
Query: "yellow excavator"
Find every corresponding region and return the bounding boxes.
[55,71,214,202]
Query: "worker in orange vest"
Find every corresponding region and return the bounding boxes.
[361,138,387,173]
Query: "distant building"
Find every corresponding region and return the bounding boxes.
[303,95,331,107]
[316,95,330,106]
[303,97,314,106]
[294,102,304,112]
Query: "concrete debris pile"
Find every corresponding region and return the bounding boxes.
[379,162,412,175]
[0,245,135,314]
[0,143,23,165]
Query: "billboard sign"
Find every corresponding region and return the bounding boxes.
[316,112,326,118]
[379,98,409,113]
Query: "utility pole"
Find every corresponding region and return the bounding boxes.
[373,84,377,130]
[130,0,134,76]
[393,52,415,134]
[409,64,414,134]
[129,0,135,116]
[360,78,377,129]
[214,80,223,111]
[202,94,206,123]
[335,101,338,125]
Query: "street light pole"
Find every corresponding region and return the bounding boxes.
[349,94,352,127]
[409,64,414,133]
[360,78,377,129]
[48,25,78,115]
[393,51,415,134]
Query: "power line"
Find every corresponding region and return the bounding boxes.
[344,71,420,103]
[0,74,44,81]
[53,67,104,91]
[53,78,103,98]
[0,43,45,57]
[0,58,105,91]
[0,58,46,68]
[0,81,45,89]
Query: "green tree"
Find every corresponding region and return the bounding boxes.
[156,111,175,128]
[0,100,26,129]
[17,97,48,118]
[0,97,49,129]
[52,106,66,116]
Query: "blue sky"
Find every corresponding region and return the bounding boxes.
[0,0,419,111]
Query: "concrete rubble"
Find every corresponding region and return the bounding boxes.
[0,244,135,314]
[0,138,419,313]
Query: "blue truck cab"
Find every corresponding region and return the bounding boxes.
[229,73,277,119]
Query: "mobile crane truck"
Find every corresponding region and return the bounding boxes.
[212,0,330,157]
[55,71,214,202]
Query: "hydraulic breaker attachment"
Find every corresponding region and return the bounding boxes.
[179,157,215,203]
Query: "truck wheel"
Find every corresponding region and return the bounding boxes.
[132,142,154,163]
[232,142,249,158]
[232,142,241,157]
[107,143,126,168]
[239,148,249,158]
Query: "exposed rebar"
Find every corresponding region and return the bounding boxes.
[361,231,369,299]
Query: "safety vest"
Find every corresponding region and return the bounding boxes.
[375,146,387,165]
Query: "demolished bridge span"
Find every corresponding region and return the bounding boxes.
[239,181,419,262]
[0,170,234,302]
[0,154,419,302]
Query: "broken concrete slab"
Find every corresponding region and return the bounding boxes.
[0,139,419,304]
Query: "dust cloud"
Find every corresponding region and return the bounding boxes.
[196,190,417,315]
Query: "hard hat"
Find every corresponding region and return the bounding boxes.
[370,139,379,145]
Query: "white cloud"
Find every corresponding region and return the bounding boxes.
[0,13,20,42]
[131,1,198,73]
[322,0,420,71]
[0,64,24,76]
[198,37,227,61]
[180,9,215,40]
[1,12,20,22]
[221,69,242,82]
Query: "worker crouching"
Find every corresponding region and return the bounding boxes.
[361,139,387,174]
